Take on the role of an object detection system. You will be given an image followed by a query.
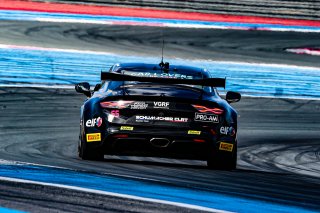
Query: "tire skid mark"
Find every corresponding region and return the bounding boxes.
[239,143,320,178]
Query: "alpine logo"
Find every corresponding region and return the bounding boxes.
[194,113,219,123]
[86,117,102,127]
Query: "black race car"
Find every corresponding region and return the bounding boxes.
[75,62,241,169]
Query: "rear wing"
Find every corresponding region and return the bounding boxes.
[101,72,226,88]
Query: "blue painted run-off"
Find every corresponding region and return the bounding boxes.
[1,10,320,32]
[0,46,320,99]
[0,164,317,213]
[0,207,24,213]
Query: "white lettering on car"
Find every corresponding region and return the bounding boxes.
[130,102,148,109]
[135,115,188,123]
[125,71,194,79]
[194,113,219,123]
[153,102,170,109]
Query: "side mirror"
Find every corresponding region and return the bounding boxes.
[75,82,91,97]
[93,83,102,92]
[226,91,241,103]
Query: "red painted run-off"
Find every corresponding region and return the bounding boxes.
[1,0,320,27]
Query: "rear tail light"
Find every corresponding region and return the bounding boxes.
[113,134,128,138]
[100,101,133,109]
[210,129,217,135]
[192,105,224,115]
[193,139,205,143]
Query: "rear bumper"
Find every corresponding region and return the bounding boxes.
[86,125,237,160]
[106,137,210,160]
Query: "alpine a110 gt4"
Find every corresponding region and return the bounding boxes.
[75,62,241,169]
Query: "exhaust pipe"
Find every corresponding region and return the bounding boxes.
[150,138,170,148]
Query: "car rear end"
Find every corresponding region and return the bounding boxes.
[79,64,238,169]
[97,97,231,160]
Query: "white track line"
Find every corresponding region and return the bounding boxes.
[0,84,75,89]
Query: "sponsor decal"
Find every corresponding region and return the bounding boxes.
[153,102,169,109]
[173,117,188,122]
[120,126,134,131]
[220,126,236,136]
[219,142,233,152]
[86,117,103,127]
[111,110,120,117]
[130,102,148,109]
[100,101,133,109]
[96,117,103,127]
[192,105,224,115]
[125,71,194,79]
[194,113,219,123]
[188,130,201,135]
[135,115,188,123]
[86,133,101,142]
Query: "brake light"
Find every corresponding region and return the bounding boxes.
[113,134,128,138]
[192,105,224,115]
[210,129,217,135]
[193,139,205,143]
[100,101,133,109]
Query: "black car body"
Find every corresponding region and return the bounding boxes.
[76,63,241,169]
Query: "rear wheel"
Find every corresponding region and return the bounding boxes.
[78,121,104,161]
[207,143,237,170]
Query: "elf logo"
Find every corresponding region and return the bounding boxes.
[220,126,236,136]
[86,117,102,127]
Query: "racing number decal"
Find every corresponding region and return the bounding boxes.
[111,110,120,117]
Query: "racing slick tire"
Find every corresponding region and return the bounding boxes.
[78,136,104,161]
[78,120,104,161]
[207,142,237,170]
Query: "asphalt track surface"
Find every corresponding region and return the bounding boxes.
[0,177,203,213]
[0,20,320,212]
